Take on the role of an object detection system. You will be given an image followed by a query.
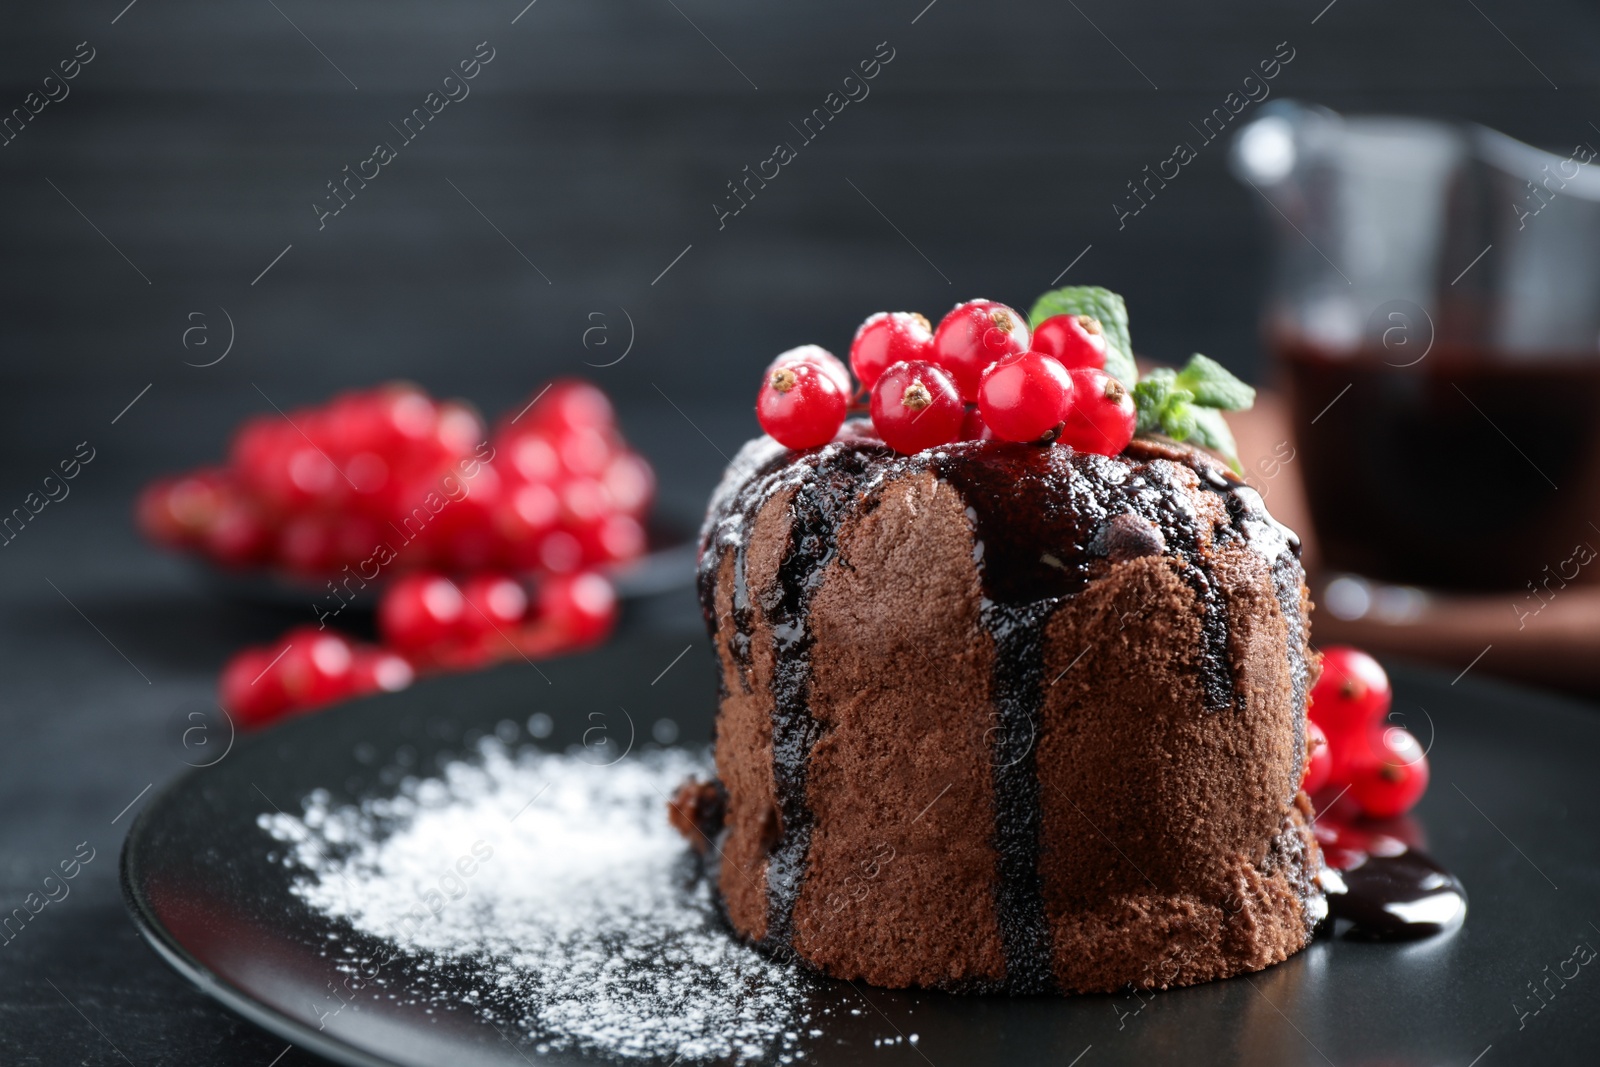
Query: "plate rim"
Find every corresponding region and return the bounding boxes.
[120,790,398,1067]
[117,645,700,1067]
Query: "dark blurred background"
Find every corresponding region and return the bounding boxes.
[5,1,1599,440]
[3,1,1598,1063]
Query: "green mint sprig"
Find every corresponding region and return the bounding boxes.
[1028,285,1254,470]
[1132,355,1256,472]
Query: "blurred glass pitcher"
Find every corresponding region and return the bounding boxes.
[1230,101,1600,592]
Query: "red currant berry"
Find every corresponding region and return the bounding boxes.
[375,385,438,447]
[287,445,343,503]
[757,360,848,450]
[849,314,932,393]
[136,477,200,547]
[166,470,229,539]
[602,453,654,515]
[507,432,561,482]
[1030,314,1108,370]
[960,405,993,442]
[278,514,339,575]
[555,477,609,525]
[461,574,528,634]
[506,479,560,530]
[536,571,618,647]
[538,529,585,573]
[1302,719,1332,795]
[494,498,554,570]
[429,465,503,572]
[1057,368,1136,456]
[529,380,614,435]
[506,480,560,530]
[1309,646,1392,742]
[434,401,486,459]
[976,351,1073,443]
[1322,719,1398,794]
[276,626,357,710]
[932,300,1031,401]
[205,498,271,567]
[229,416,284,483]
[556,427,614,477]
[220,647,291,728]
[350,647,415,695]
[378,572,468,655]
[1348,725,1430,818]
[869,360,965,455]
[345,449,391,505]
[594,512,647,561]
[768,345,853,398]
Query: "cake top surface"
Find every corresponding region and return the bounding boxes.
[699,420,1301,612]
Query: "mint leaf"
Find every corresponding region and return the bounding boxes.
[1174,354,1255,411]
[1131,366,1244,472]
[1131,371,1169,435]
[1028,285,1136,388]
[1163,395,1199,444]
[1188,408,1241,473]
[1131,369,1185,435]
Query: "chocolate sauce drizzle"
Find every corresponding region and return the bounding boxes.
[1204,467,1311,784]
[1324,849,1467,940]
[698,431,887,947]
[932,440,1277,989]
[761,447,877,944]
[698,427,1316,986]
[972,600,1056,992]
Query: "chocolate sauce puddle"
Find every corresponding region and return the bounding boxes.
[1317,822,1467,941]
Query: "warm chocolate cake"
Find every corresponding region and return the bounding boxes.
[681,420,1325,994]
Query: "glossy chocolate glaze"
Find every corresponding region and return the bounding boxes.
[697,424,1313,987]
[1204,463,1311,786]
[699,432,885,946]
[973,598,1055,991]
[1318,824,1468,941]
[761,446,878,944]
[930,441,1243,710]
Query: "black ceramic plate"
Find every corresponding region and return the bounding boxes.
[123,634,1600,1066]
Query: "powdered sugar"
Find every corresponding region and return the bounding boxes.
[259,741,808,1063]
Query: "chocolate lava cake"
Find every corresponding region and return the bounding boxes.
[677,419,1325,994]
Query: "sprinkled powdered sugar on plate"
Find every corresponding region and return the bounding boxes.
[258,741,810,1063]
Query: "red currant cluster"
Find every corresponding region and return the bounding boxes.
[221,569,619,728]
[1302,646,1430,819]
[379,570,616,667]
[755,300,1138,457]
[220,626,414,729]
[137,380,653,578]
[149,380,647,731]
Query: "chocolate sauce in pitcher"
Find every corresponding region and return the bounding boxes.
[1282,337,1600,591]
